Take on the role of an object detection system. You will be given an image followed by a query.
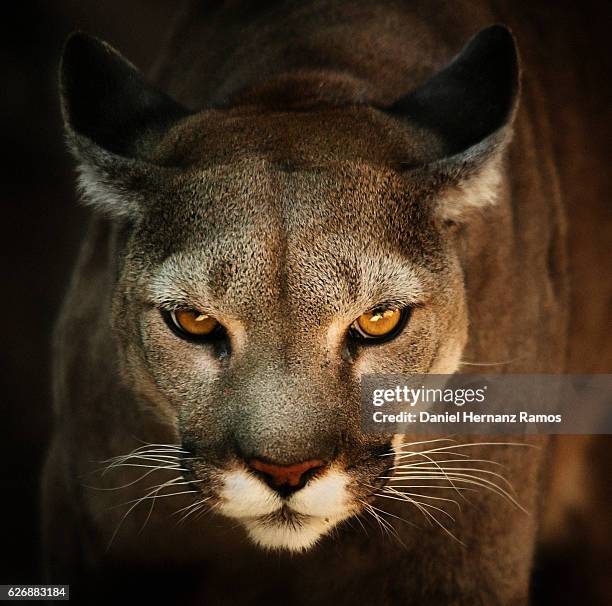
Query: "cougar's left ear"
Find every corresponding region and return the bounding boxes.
[390,25,520,221]
[60,32,191,219]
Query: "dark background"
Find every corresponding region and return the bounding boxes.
[0,0,176,583]
[0,1,610,603]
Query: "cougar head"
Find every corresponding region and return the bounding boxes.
[60,25,518,551]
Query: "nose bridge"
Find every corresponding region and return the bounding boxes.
[225,294,357,464]
[230,357,342,465]
[245,305,328,368]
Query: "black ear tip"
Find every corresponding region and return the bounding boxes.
[61,33,101,95]
[59,31,141,138]
[469,24,516,52]
[461,23,520,107]
[62,32,101,64]
[61,31,135,86]
[60,32,116,80]
[468,24,517,56]
[471,23,519,75]
[64,30,98,50]
[479,23,515,42]
[389,22,520,157]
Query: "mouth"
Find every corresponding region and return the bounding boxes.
[232,463,396,552]
[177,442,396,552]
[204,465,360,552]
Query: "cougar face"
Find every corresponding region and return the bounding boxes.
[60,26,517,551]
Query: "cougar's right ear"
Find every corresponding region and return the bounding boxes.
[60,32,191,219]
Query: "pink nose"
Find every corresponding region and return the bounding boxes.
[248,458,327,495]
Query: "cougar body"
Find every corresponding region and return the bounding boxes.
[42,2,610,604]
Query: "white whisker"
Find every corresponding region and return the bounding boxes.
[387,474,526,512]
[174,497,213,526]
[374,490,463,545]
[388,490,461,509]
[382,487,455,521]
[390,466,515,491]
[106,476,194,550]
[394,457,506,468]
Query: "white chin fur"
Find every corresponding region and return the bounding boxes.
[217,467,353,552]
[244,515,333,552]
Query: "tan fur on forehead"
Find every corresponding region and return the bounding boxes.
[141,156,446,251]
[150,105,447,170]
[135,155,448,327]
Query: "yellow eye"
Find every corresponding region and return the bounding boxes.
[351,307,404,339]
[169,309,220,337]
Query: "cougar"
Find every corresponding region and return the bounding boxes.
[42,1,610,604]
